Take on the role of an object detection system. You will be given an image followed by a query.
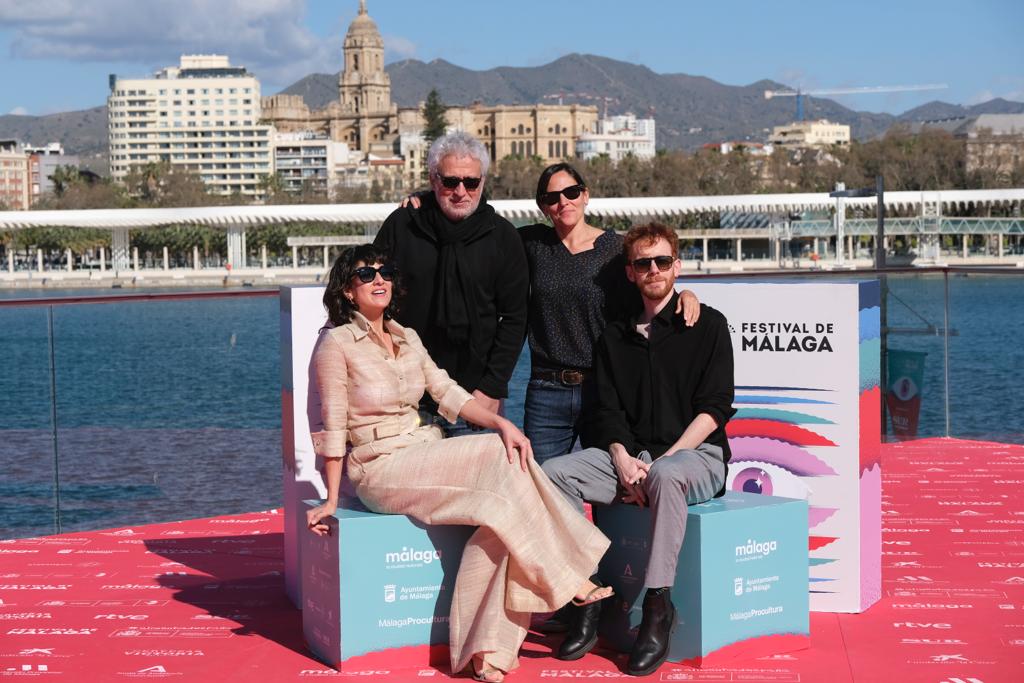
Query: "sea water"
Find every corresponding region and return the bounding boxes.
[1,274,1020,538]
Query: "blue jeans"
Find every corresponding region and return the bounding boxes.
[419,403,498,438]
[443,415,496,438]
[523,378,597,464]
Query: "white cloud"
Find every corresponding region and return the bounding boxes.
[383,35,417,61]
[775,68,818,90]
[0,0,345,89]
[8,106,30,115]
[967,90,996,105]
[968,88,1024,106]
[968,76,1024,105]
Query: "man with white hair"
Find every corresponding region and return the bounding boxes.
[374,131,529,436]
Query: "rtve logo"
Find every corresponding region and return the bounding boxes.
[94,614,148,620]
[930,654,969,662]
[893,622,952,629]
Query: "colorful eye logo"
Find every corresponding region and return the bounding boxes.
[732,462,812,499]
[727,404,840,532]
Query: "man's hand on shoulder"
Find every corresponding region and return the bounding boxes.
[398,190,429,210]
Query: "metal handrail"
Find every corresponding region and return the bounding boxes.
[0,288,278,308]
[677,264,1024,280]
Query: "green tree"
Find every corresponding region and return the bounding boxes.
[33,173,125,210]
[489,156,546,199]
[49,165,81,197]
[122,162,228,208]
[422,89,448,144]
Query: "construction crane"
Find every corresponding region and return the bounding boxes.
[543,92,620,118]
[764,84,948,121]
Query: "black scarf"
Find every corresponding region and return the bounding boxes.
[422,196,494,348]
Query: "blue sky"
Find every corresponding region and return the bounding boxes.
[1,0,1021,117]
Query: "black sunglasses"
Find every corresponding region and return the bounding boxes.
[439,175,482,190]
[630,255,675,273]
[352,264,397,283]
[538,184,585,206]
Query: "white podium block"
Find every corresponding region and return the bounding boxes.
[679,280,881,613]
[281,285,329,607]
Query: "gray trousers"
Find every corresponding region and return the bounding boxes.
[542,443,726,589]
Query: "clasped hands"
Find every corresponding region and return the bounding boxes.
[611,443,650,506]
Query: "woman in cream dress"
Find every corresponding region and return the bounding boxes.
[305,244,612,682]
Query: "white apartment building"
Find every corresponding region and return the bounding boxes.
[575,113,656,161]
[108,55,273,197]
[768,119,851,148]
[271,132,353,194]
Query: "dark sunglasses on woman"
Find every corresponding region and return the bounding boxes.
[353,264,398,283]
[538,184,585,206]
[630,255,675,273]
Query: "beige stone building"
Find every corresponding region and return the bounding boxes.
[910,113,1024,177]
[261,1,399,158]
[963,114,1024,177]
[0,140,30,211]
[464,104,597,163]
[769,119,851,148]
[261,0,599,190]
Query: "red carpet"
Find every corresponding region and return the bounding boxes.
[1,438,1022,681]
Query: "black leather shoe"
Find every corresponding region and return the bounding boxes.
[556,598,602,660]
[626,588,676,676]
[536,604,571,634]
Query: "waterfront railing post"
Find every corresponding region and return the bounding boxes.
[47,306,62,535]
[876,176,888,440]
[943,270,951,437]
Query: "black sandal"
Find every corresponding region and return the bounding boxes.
[571,582,615,607]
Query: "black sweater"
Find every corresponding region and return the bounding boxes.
[374,196,529,398]
[586,293,736,466]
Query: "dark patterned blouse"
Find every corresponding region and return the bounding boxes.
[520,224,637,372]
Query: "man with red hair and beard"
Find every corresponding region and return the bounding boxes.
[542,222,736,677]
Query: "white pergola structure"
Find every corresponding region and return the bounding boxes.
[1,188,1022,271]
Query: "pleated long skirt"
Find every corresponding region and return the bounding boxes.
[347,427,610,674]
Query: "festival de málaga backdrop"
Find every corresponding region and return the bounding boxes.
[282,281,880,614]
[680,280,881,613]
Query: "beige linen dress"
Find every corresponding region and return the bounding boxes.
[309,313,610,674]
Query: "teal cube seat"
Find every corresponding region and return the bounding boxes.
[594,491,810,667]
[300,498,472,669]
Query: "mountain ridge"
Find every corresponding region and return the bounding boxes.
[3,53,1022,162]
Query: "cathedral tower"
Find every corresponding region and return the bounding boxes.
[339,0,391,117]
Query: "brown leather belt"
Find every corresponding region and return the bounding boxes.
[531,369,589,386]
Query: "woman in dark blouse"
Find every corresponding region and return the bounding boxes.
[520,163,699,463]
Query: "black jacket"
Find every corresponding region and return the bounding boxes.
[373,196,529,398]
[587,293,736,471]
